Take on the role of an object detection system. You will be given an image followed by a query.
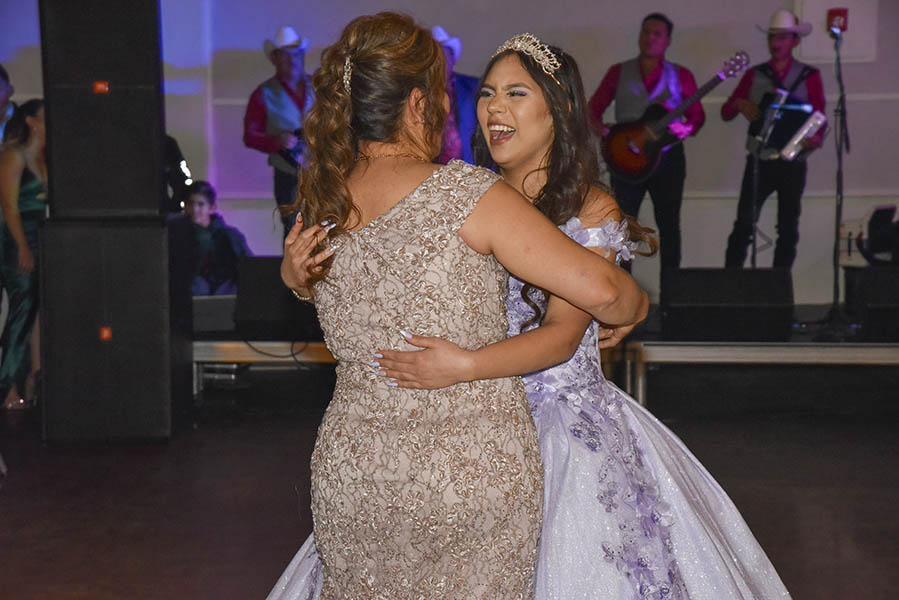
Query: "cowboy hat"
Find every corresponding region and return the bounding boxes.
[263,26,310,59]
[757,8,812,37]
[431,26,462,60]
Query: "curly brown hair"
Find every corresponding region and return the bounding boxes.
[288,12,447,284]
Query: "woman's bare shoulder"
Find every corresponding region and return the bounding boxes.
[577,185,622,229]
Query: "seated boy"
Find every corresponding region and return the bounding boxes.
[184,181,252,295]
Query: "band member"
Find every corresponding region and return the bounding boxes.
[588,12,705,273]
[243,26,314,238]
[722,9,825,268]
[431,26,479,164]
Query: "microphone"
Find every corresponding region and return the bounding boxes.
[829,26,842,39]
[770,103,814,113]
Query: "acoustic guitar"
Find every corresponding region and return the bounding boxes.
[601,51,749,183]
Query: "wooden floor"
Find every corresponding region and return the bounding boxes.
[1,366,897,599]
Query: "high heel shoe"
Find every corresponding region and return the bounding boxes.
[2,396,29,410]
[2,385,31,429]
[2,386,29,413]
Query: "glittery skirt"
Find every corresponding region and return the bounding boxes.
[530,378,792,600]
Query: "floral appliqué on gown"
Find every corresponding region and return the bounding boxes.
[517,217,791,600]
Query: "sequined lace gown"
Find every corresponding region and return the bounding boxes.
[298,161,542,600]
[268,215,792,600]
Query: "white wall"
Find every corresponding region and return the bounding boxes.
[3,0,896,302]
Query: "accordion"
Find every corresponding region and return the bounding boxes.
[747,90,826,160]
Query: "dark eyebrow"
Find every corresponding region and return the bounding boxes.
[503,82,535,90]
[480,81,535,92]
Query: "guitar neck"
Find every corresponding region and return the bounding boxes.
[652,72,726,132]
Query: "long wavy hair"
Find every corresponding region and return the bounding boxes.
[288,12,447,284]
[472,47,657,329]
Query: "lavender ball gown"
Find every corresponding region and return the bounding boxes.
[267,218,792,600]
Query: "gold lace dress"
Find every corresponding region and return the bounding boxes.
[310,161,543,599]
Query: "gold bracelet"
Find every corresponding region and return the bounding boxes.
[291,288,313,302]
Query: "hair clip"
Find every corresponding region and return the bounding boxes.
[343,55,353,95]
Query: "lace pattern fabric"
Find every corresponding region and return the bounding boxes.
[310,161,543,599]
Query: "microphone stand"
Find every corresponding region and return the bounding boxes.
[747,89,788,267]
[816,28,853,341]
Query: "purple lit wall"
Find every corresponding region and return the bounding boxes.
[2,0,898,302]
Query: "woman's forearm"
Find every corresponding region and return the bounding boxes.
[4,209,28,250]
[463,320,584,382]
[465,185,650,331]
[594,274,649,327]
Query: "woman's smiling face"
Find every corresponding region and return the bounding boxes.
[477,54,554,175]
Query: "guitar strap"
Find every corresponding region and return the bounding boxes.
[756,64,814,96]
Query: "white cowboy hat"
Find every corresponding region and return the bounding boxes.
[431,25,462,60]
[757,8,813,37]
[263,26,310,59]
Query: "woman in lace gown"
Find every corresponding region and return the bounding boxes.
[271,34,793,600]
[275,16,649,600]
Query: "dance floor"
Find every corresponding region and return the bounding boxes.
[1,364,897,599]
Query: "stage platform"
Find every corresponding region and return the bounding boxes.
[191,300,898,406]
[607,303,899,408]
[617,341,899,406]
[192,340,334,394]
[191,295,334,394]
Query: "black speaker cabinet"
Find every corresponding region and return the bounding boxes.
[661,268,794,342]
[234,257,324,342]
[39,0,165,217]
[854,267,899,342]
[41,220,191,442]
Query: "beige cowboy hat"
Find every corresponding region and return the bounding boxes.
[263,26,310,59]
[757,8,813,37]
[431,25,463,60]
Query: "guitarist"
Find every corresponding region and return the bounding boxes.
[588,12,705,273]
[722,9,825,269]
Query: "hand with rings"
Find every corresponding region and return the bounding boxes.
[281,214,338,299]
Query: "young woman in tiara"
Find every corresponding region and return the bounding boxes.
[272,14,649,600]
[273,32,792,600]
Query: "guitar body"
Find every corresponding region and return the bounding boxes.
[602,104,678,184]
[600,51,750,184]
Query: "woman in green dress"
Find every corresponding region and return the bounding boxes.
[0,99,47,410]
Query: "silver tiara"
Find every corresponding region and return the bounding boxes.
[492,33,562,87]
[343,56,353,95]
